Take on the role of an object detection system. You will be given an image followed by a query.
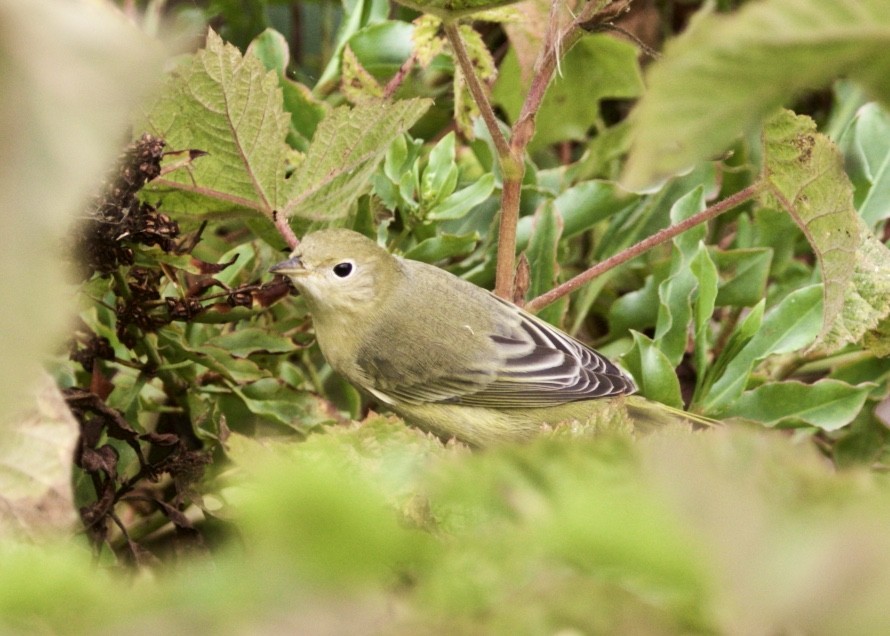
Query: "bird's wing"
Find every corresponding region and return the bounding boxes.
[360,294,635,409]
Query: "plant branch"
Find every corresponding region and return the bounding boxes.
[443,21,512,161]
[273,210,299,249]
[524,181,767,313]
[444,20,524,299]
[384,51,417,99]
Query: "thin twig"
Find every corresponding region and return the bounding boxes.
[273,210,299,249]
[524,181,767,313]
[443,21,513,161]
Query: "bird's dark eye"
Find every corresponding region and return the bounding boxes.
[333,261,354,278]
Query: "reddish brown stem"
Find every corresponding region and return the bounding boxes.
[383,52,417,99]
[524,181,767,313]
[273,211,299,250]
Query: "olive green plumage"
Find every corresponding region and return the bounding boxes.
[271,229,700,446]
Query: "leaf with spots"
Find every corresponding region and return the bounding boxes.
[760,109,860,345]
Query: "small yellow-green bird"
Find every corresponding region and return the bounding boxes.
[271,228,692,446]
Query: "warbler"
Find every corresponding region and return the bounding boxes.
[271,229,698,446]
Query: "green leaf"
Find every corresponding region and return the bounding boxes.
[761,109,860,343]
[314,0,391,91]
[348,21,415,79]
[516,180,640,249]
[227,379,333,430]
[701,285,823,415]
[836,102,890,227]
[246,28,289,75]
[723,380,873,431]
[690,247,718,390]
[623,0,890,188]
[820,226,890,353]
[158,330,269,384]
[421,132,459,207]
[608,273,662,337]
[393,0,523,21]
[654,187,707,366]
[427,173,495,221]
[141,29,296,218]
[621,332,684,409]
[494,35,643,151]
[281,98,431,221]
[713,248,772,308]
[404,232,479,263]
[206,328,294,358]
[412,15,446,67]
[525,202,565,326]
[341,45,384,103]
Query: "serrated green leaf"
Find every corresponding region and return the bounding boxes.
[701,285,823,415]
[623,0,890,188]
[761,109,860,343]
[525,202,565,326]
[820,226,890,353]
[282,98,431,221]
[246,29,326,151]
[141,29,295,218]
[412,15,445,67]
[620,332,683,409]
[206,328,294,358]
[723,380,873,431]
[341,45,384,104]
[427,173,495,221]
[494,35,643,151]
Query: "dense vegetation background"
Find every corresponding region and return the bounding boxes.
[3,0,890,632]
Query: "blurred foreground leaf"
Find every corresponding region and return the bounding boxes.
[0,0,163,414]
[0,376,78,540]
[624,0,890,187]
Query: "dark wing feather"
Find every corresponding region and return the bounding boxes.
[452,303,636,407]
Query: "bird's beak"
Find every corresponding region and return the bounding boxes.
[269,254,305,275]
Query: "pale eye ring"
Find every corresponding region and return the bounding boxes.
[333,261,354,278]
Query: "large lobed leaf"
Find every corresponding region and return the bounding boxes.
[143,29,296,217]
[623,0,890,188]
[142,30,431,224]
[281,98,432,220]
